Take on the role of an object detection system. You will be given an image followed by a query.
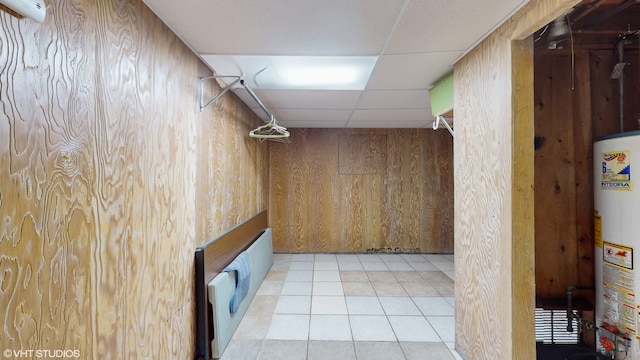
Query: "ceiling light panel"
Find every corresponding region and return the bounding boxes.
[202,55,378,90]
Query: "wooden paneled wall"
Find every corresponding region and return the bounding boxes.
[534,48,640,299]
[0,1,267,358]
[268,128,453,254]
[453,0,580,358]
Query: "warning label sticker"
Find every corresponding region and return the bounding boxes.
[602,242,636,335]
[601,150,632,191]
[604,242,633,270]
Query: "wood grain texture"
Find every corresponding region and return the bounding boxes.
[510,0,581,40]
[511,37,536,360]
[0,0,267,358]
[534,53,580,297]
[338,134,386,175]
[455,31,514,359]
[451,1,580,357]
[572,51,595,295]
[269,128,453,254]
[590,49,640,135]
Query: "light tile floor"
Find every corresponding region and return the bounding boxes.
[221,253,461,360]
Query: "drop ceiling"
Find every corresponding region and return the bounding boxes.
[142,0,530,128]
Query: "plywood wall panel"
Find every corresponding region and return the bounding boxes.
[452,0,570,353]
[452,1,580,358]
[1,0,99,355]
[421,130,454,253]
[269,128,453,254]
[196,93,268,241]
[1,0,267,358]
[385,129,421,252]
[534,54,579,297]
[511,37,537,359]
[306,131,340,252]
[455,32,513,359]
[590,50,640,136]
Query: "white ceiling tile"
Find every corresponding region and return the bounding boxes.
[251,89,363,109]
[346,120,431,128]
[271,108,353,124]
[281,120,348,129]
[386,0,529,54]
[366,52,462,90]
[358,90,430,110]
[349,109,433,125]
[144,0,406,55]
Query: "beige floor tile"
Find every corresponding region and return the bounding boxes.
[256,280,284,295]
[402,282,440,296]
[246,295,279,314]
[366,271,397,282]
[340,270,369,282]
[308,340,356,360]
[265,269,288,281]
[219,339,263,360]
[273,253,293,261]
[392,271,426,283]
[259,340,308,360]
[372,282,408,296]
[232,313,272,340]
[419,270,455,283]
[401,342,456,360]
[353,341,405,360]
[342,281,376,296]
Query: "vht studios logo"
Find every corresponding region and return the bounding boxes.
[3,349,80,358]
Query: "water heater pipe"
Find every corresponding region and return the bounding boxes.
[616,38,626,132]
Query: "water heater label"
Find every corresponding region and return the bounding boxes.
[602,242,637,335]
[603,242,634,269]
[600,150,632,191]
[594,213,602,249]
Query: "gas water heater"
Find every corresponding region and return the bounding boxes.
[594,130,640,359]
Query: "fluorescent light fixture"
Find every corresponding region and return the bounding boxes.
[201,55,377,90]
[278,65,360,87]
[272,57,375,89]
